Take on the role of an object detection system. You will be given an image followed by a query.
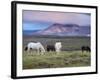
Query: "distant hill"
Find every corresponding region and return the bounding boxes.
[23,23,90,37]
[34,23,90,36]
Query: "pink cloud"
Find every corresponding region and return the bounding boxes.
[23,10,90,26]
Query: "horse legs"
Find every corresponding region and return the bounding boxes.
[87,49,90,53]
[37,48,40,55]
[56,49,60,54]
[82,49,84,53]
[81,47,84,53]
[28,48,33,55]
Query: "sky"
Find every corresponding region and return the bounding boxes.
[22,10,91,30]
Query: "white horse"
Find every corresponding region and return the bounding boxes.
[55,42,62,54]
[25,42,45,55]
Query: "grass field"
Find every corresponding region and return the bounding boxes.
[23,51,91,69]
[23,36,91,69]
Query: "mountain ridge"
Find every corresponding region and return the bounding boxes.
[23,23,90,37]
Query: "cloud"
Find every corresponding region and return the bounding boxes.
[23,10,91,26]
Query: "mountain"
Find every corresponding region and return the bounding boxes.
[23,23,90,36]
[33,23,90,36]
[37,23,79,34]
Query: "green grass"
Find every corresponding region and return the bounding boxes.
[23,51,91,69]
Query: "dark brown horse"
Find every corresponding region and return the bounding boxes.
[46,45,55,52]
[81,46,91,53]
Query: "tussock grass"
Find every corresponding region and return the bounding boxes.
[23,51,90,69]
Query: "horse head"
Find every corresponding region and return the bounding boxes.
[37,42,46,53]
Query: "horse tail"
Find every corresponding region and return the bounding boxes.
[25,46,28,51]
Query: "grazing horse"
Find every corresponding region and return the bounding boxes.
[81,46,91,53]
[46,45,55,52]
[55,42,62,54]
[25,42,45,55]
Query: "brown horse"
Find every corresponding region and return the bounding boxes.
[46,45,55,52]
[81,46,91,53]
